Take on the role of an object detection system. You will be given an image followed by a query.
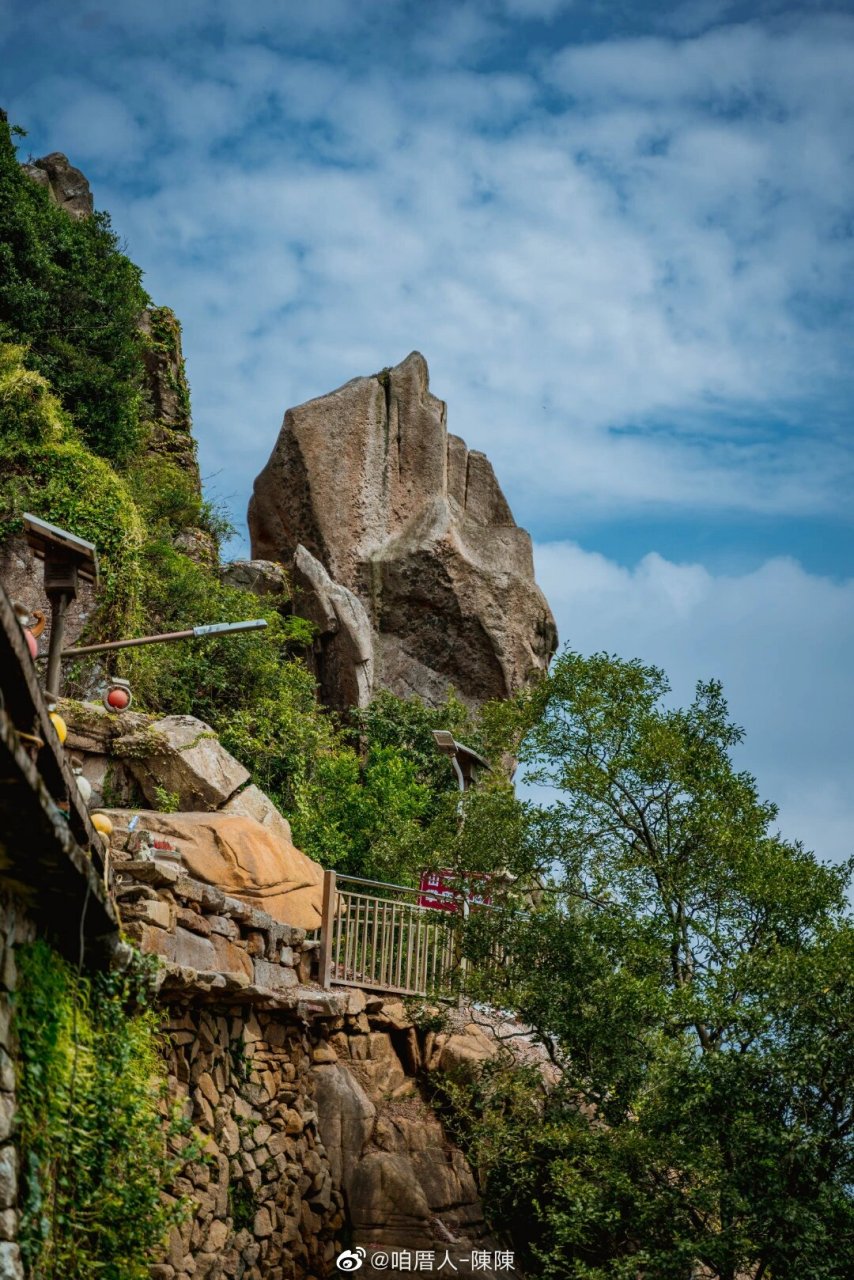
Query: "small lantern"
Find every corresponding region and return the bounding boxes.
[70,757,92,806]
[48,710,67,745]
[103,678,132,712]
[91,813,113,837]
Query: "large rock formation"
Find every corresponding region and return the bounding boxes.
[249,352,557,712]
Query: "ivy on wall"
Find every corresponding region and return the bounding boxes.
[14,940,195,1280]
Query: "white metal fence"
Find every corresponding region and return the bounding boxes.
[318,871,460,998]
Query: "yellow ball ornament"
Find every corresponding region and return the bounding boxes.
[90,813,113,837]
[49,711,67,744]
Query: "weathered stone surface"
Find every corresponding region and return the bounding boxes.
[22,152,93,218]
[220,784,294,848]
[312,1064,375,1190]
[117,715,249,811]
[105,809,323,929]
[249,351,557,711]
[291,546,374,709]
[434,1029,499,1076]
[347,1151,432,1242]
[252,958,298,992]
[0,1241,23,1280]
[173,528,217,568]
[0,1147,17,1210]
[138,307,191,433]
[219,560,289,598]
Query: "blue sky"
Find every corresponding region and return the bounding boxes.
[2,0,853,866]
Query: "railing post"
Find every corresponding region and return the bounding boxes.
[319,869,337,990]
[457,896,470,1006]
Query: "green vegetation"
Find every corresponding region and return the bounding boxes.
[0,342,145,635]
[452,651,854,1280]
[0,124,149,463]
[14,940,193,1279]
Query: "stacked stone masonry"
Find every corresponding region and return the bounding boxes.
[112,856,506,1279]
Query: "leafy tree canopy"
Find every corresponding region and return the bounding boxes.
[459,650,853,1280]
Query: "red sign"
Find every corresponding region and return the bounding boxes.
[418,869,495,913]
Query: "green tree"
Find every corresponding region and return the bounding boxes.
[0,119,150,463]
[462,650,853,1280]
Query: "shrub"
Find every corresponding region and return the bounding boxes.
[0,345,145,638]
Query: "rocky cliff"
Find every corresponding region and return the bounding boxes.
[249,352,557,712]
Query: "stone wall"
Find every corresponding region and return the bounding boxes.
[116,857,345,1280]
[115,857,320,1002]
[156,1003,343,1280]
[114,856,510,1279]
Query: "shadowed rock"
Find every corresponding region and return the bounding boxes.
[249,352,557,711]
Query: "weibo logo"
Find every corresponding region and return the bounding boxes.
[336,1247,367,1272]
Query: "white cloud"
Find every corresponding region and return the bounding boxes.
[533,541,854,868]
[24,14,840,532]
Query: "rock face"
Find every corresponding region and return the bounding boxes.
[313,997,509,1277]
[137,306,201,486]
[249,352,557,712]
[117,713,250,812]
[21,152,94,219]
[59,701,324,931]
[220,559,290,598]
[291,545,375,710]
[105,808,324,930]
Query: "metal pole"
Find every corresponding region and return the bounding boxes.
[44,592,70,700]
[319,870,337,990]
[58,618,268,658]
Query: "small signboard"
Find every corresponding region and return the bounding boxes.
[418,869,495,913]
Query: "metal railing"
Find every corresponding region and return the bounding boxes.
[318,871,460,998]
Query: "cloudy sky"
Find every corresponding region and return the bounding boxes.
[2,0,852,866]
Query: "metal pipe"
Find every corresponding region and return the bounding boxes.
[335,873,435,896]
[57,618,267,658]
[44,591,70,699]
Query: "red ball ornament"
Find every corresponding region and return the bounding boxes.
[106,686,130,710]
[24,628,38,659]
